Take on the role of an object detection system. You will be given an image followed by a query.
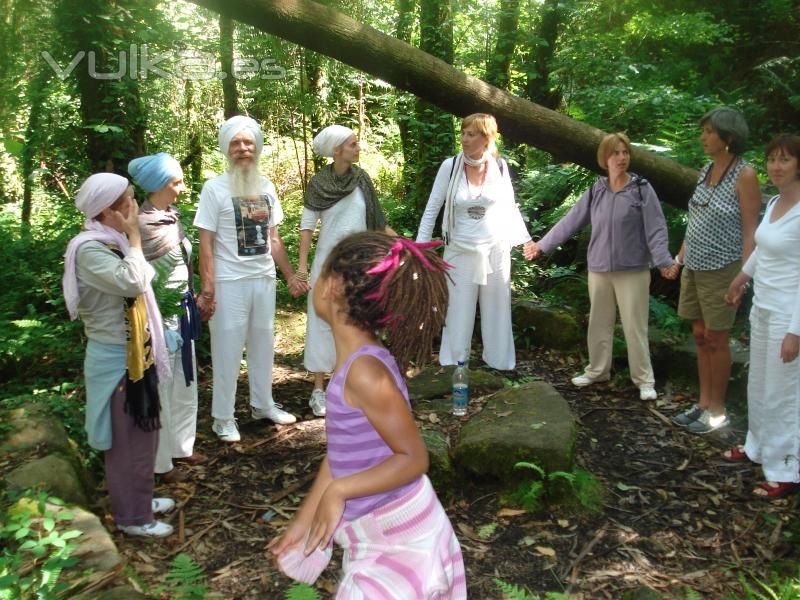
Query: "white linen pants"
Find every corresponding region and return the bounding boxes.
[209,277,277,421]
[155,344,198,474]
[440,244,515,370]
[744,306,800,483]
[303,256,335,373]
[585,270,654,387]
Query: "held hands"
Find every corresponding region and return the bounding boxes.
[724,275,750,306]
[288,269,310,298]
[659,262,680,280]
[196,293,216,321]
[523,240,541,261]
[781,333,800,363]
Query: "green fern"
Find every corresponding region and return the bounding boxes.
[285,582,321,600]
[684,587,702,600]
[494,577,537,600]
[159,553,208,600]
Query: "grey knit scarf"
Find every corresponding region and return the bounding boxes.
[304,164,386,231]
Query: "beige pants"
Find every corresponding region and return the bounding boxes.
[585,270,654,387]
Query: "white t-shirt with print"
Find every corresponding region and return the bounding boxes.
[194,172,284,281]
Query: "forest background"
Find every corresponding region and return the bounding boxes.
[2,0,798,391]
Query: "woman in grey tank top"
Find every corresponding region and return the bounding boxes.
[670,107,761,434]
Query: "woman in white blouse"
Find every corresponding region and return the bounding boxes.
[294,125,395,417]
[724,134,800,499]
[416,113,535,370]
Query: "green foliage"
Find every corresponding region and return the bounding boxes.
[735,569,800,600]
[510,461,605,514]
[154,553,208,600]
[0,491,83,600]
[493,578,569,600]
[285,582,321,600]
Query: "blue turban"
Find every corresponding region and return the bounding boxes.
[128,153,183,193]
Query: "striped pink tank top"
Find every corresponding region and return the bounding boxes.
[326,344,421,521]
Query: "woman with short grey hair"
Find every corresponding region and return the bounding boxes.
[671,107,761,434]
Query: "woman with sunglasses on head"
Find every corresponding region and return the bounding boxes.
[671,107,761,434]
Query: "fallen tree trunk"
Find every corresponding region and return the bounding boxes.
[188,0,699,208]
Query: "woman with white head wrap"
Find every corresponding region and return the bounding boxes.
[62,173,174,537]
[294,125,395,417]
[129,154,205,484]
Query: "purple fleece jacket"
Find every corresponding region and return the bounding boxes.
[538,175,672,272]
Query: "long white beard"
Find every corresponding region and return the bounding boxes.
[228,161,262,197]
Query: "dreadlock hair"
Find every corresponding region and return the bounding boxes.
[321,231,450,372]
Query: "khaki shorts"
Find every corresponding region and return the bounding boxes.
[678,260,741,331]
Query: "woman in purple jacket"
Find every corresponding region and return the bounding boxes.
[530,133,675,400]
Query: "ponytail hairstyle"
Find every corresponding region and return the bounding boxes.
[321,231,450,372]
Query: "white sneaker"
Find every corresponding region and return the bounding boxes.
[119,520,173,537]
[212,418,241,443]
[251,403,297,425]
[639,385,657,401]
[571,373,610,387]
[309,389,326,417]
[152,498,175,514]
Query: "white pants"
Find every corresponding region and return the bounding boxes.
[155,344,198,474]
[585,270,654,387]
[745,306,800,482]
[209,277,276,421]
[439,244,515,370]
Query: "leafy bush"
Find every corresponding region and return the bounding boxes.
[510,461,605,514]
[154,553,209,600]
[0,491,84,600]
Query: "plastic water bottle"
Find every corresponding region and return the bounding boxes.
[452,361,469,416]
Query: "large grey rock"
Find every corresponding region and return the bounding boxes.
[454,382,576,481]
[650,330,749,402]
[407,364,504,401]
[1,402,73,455]
[420,428,455,491]
[511,300,583,351]
[5,454,89,506]
[58,502,122,572]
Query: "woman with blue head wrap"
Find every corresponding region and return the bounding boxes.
[128,153,205,482]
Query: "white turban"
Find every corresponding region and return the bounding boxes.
[218,115,264,157]
[75,173,130,219]
[312,125,355,158]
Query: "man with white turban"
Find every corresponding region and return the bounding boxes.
[62,173,174,537]
[293,125,393,416]
[194,115,299,443]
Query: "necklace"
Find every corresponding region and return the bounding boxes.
[704,155,738,187]
[464,163,487,200]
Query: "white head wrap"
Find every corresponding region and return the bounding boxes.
[75,173,130,219]
[312,125,355,158]
[218,115,264,157]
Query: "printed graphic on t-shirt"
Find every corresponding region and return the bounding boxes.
[467,205,486,220]
[232,195,272,256]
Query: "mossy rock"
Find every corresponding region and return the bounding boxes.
[511,300,583,351]
[5,454,90,506]
[622,587,664,600]
[545,274,591,316]
[454,381,576,482]
[420,428,455,492]
[407,364,504,401]
[1,402,73,456]
[73,587,148,600]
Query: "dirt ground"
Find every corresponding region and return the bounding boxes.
[112,309,800,599]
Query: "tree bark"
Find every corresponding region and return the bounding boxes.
[394,0,416,198]
[522,0,564,110]
[219,14,240,119]
[185,0,698,207]
[21,69,51,224]
[413,0,455,215]
[485,0,519,91]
